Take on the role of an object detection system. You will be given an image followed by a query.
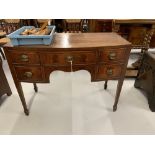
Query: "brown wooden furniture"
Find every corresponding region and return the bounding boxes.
[88,19,113,32]
[0,20,20,60]
[0,31,7,59]
[3,33,131,115]
[0,56,12,98]
[134,51,155,111]
[113,20,155,49]
[150,34,155,48]
[64,19,83,32]
[3,19,20,34]
[36,19,53,28]
[113,19,155,77]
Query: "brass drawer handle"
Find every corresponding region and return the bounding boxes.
[24,72,33,78]
[20,54,29,62]
[109,52,116,60]
[66,55,73,62]
[107,69,113,75]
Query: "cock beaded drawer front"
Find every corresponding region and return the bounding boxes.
[40,51,97,66]
[8,51,40,65]
[7,48,126,82]
[98,47,127,63]
[3,33,131,115]
[14,66,43,82]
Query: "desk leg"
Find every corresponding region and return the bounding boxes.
[33,83,38,92]
[104,80,108,90]
[113,78,124,112]
[15,81,29,115]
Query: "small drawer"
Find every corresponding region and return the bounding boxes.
[41,51,96,65]
[14,66,43,81]
[99,48,126,63]
[9,52,40,65]
[96,64,122,80]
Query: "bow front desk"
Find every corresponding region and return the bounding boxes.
[3,33,131,115]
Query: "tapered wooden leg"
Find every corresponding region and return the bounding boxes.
[113,79,124,112]
[33,83,38,92]
[14,81,29,115]
[104,80,108,90]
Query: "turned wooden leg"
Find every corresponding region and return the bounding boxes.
[33,83,38,92]
[14,81,29,115]
[113,79,124,112]
[104,80,108,90]
[0,48,6,60]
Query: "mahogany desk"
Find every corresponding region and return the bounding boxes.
[3,33,131,115]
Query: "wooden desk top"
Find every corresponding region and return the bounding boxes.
[5,32,131,49]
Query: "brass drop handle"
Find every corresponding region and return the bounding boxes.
[109,52,116,60]
[66,55,73,72]
[24,72,33,78]
[66,55,73,62]
[20,54,29,62]
[107,69,113,75]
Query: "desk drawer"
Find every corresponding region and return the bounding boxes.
[96,64,122,79]
[41,51,96,65]
[9,52,40,65]
[14,66,43,81]
[99,48,126,63]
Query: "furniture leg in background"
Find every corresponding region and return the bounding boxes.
[0,31,7,60]
[0,48,5,60]
[0,56,12,98]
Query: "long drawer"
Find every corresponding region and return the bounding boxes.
[40,51,96,66]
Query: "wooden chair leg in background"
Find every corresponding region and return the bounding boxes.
[0,56,12,97]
